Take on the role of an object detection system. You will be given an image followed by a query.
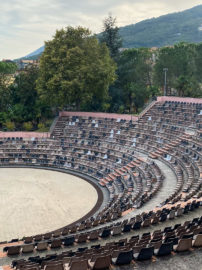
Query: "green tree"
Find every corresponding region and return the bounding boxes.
[175,75,202,97]
[0,61,16,88]
[153,42,199,96]
[175,75,190,97]
[99,14,122,60]
[37,26,116,111]
[0,61,17,112]
[9,65,46,127]
[195,43,202,85]
[99,15,123,113]
[118,48,152,113]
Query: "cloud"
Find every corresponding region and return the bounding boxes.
[0,0,201,59]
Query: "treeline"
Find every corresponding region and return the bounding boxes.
[100,16,202,113]
[0,63,52,131]
[110,42,202,113]
[0,19,202,131]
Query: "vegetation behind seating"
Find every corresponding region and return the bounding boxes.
[0,17,202,131]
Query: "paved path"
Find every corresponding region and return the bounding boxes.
[124,152,177,218]
[86,151,178,228]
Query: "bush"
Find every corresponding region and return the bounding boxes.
[118,105,125,114]
[23,122,33,131]
[4,121,15,131]
[102,103,111,112]
[44,119,53,128]
[38,122,45,129]
[37,122,49,132]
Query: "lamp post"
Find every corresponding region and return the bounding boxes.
[163,68,168,96]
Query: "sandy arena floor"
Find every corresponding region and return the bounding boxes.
[0,168,98,242]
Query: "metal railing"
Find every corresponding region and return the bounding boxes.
[138,98,157,119]
[49,116,59,135]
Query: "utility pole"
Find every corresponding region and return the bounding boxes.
[163,68,168,96]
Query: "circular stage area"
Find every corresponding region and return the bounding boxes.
[0,168,98,241]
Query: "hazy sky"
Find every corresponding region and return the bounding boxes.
[0,0,202,59]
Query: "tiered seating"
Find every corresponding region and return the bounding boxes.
[139,99,202,130]
[9,215,202,269]
[136,99,202,206]
[1,96,202,270]
[4,199,201,256]
[0,137,164,233]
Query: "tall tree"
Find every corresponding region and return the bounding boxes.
[153,42,199,96]
[9,66,41,125]
[0,61,17,112]
[37,26,116,111]
[118,48,152,113]
[195,43,202,84]
[0,61,16,88]
[100,14,122,60]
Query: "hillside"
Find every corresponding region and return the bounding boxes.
[119,5,202,48]
[18,5,202,59]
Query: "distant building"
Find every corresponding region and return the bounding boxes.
[2,59,15,63]
[119,48,128,52]
[16,59,40,70]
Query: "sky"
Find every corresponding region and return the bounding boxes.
[0,0,202,60]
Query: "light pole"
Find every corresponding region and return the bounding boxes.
[163,68,168,96]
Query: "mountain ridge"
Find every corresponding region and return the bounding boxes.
[25,46,44,58]
[119,4,202,48]
[18,5,202,60]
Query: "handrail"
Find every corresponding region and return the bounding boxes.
[49,116,59,135]
[138,99,157,119]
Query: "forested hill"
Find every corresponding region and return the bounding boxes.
[119,5,202,48]
[17,5,202,60]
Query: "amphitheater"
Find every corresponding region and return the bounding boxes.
[0,96,202,270]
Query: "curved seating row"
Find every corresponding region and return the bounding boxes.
[11,215,202,269]
[1,98,202,270]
